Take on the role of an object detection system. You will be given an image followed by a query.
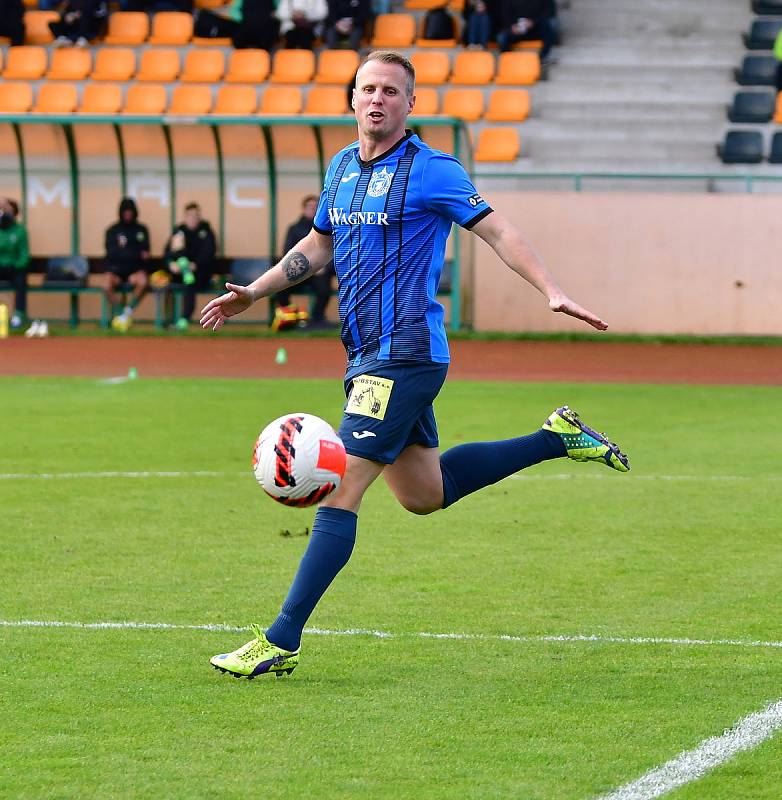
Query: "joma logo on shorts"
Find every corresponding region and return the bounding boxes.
[328,208,389,226]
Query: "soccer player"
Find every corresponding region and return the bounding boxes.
[201,51,630,679]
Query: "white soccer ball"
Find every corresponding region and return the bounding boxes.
[252,413,347,507]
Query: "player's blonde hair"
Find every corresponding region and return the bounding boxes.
[359,51,416,97]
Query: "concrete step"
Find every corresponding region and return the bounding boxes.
[519,118,724,141]
[541,80,731,103]
[526,137,717,161]
[540,101,726,122]
[555,45,744,69]
[548,64,736,84]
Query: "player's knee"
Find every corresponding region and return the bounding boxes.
[400,495,441,515]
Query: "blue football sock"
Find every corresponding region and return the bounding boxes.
[440,429,565,508]
[265,506,357,652]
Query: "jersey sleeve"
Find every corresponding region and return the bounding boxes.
[420,152,492,229]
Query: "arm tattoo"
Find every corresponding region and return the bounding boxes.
[282,251,311,283]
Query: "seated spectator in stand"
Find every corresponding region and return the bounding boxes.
[775,28,782,91]
[194,0,279,49]
[120,0,192,9]
[49,0,108,47]
[162,202,217,331]
[104,197,150,332]
[0,0,25,46]
[275,194,336,330]
[277,0,328,49]
[324,0,370,51]
[462,0,499,48]
[0,198,30,330]
[497,0,556,63]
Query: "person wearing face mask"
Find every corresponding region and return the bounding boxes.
[0,198,30,330]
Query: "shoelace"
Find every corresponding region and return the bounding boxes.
[236,624,273,662]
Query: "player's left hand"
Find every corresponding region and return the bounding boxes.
[549,295,608,331]
[200,283,255,331]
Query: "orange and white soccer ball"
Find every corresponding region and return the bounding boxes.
[252,413,346,507]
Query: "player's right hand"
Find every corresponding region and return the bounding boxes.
[200,283,255,331]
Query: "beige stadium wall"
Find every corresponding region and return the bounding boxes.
[471,191,782,336]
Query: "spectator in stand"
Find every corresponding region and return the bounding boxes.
[194,0,280,49]
[0,0,25,46]
[104,197,151,333]
[49,0,108,47]
[162,202,217,331]
[774,28,782,91]
[0,198,30,331]
[324,0,370,51]
[120,0,192,10]
[462,0,499,49]
[497,0,556,63]
[275,194,336,330]
[277,0,328,49]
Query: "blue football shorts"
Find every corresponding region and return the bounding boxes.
[338,359,449,465]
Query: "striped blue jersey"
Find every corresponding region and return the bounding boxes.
[313,131,492,365]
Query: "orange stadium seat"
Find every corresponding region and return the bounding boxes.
[474,126,520,161]
[410,51,450,85]
[148,12,193,45]
[404,0,443,8]
[169,85,213,114]
[181,49,225,82]
[0,82,34,113]
[371,14,416,47]
[304,86,348,115]
[79,83,123,114]
[484,88,530,121]
[23,0,37,7]
[442,88,483,120]
[448,0,465,10]
[224,49,270,83]
[260,86,303,114]
[103,12,149,45]
[136,49,180,82]
[450,51,494,84]
[416,15,459,48]
[91,48,136,81]
[513,39,543,50]
[774,92,782,123]
[495,52,540,85]
[314,50,360,85]
[3,46,47,80]
[24,11,58,44]
[33,82,78,113]
[409,86,439,116]
[124,83,167,114]
[214,85,258,114]
[195,0,230,6]
[46,47,91,80]
[269,49,316,84]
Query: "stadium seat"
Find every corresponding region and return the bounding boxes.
[768,130,782,161]
[743,18,782,49]
[314,50,360,85]
[23,10,58,44]
[727,91,775,123]
[124,84,168,114]
[449,51,494,85]
[495,52,540,85]
[735,55,777,87]
[0,82,34,113]
[716,130,764,164]
[103,12,149,45]
[404,0,443,8]
[214,85,258,114]
[136,49,180,82]
[269,49,316,84]
[410,51,450,85]
[181,49,225,83]
[304,86,348,115]
[2,46,47,80]
[33,82,78,113]
[169,85,213,115]
[484,88,530,122]
[92,48,136,81]
[79,83,123,114]
[753,0,782,12]
[148,12,193,45]
[371,14,416,47]
[442,88,484,121]
[773,91,782,122]
[260,86,303,114]
[224,49,270,83]
[416,15,460,48]
[409,87,439,115]
[474,127,520,162]
[45,48,91,80]
[196,0,230,6]
[512,39,543,50]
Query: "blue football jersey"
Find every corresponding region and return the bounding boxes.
[313,131,492,365]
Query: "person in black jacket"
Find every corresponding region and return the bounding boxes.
[324,0,370,51]
[497,0,556,60]
[49,0,108,47]
[0,0,25,46]
[194,0,280,50]
[104,197,150,331]
[163,202,218,330]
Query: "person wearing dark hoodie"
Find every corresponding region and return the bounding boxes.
[104,197,150,332]
[496,0,556,62]
[0,0,25,46]
[0,198,30,329]
[49,0,108,47]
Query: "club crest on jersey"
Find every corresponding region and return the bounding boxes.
[367,167,394,198]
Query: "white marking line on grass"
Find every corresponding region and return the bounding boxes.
[596,699,782,800]
[2,620,782,651]
[0,470,240,480]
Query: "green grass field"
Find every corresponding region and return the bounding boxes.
[2,375,781,799]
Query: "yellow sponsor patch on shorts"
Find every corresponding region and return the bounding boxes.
[346,374,394,420]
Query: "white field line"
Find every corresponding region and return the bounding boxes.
[2,620,782,651]
[596,699,782,800]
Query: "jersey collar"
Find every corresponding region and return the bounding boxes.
[356,130,414,168]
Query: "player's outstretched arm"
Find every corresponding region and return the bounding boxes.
[200,229,333,331]
[471,212,608,331]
